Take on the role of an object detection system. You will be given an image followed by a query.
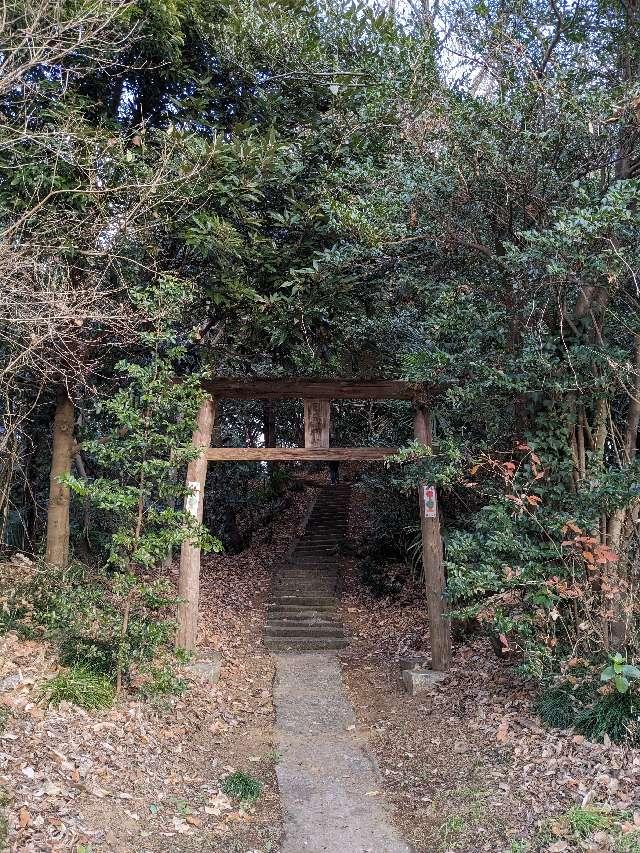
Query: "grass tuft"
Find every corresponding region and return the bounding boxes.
[42,665,115,710]
[535,685,576,729]
[575,692,639,745]
[0,788,8,851]
[221,771,262,804]
[616,831,640,852]
[566,806,610,837]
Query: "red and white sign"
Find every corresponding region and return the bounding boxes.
[422,485,437,518]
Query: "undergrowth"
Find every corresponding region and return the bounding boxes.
[566,805,610,837]
[221,771,262,805]
[536,806,640,852]
[535,661,640,746]
[0,788,8,852]
[1,556,187,704]
[42,666,116,710]
[138,665,187,698]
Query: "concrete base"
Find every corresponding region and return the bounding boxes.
[397,654,431,671]
[402,667,447,696]
[186,653,221,684]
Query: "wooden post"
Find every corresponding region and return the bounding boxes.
[304,399,330,448]
[176,397,215,652]
[263,401,276,449]
[414,405,451,670]
[45,390,75,568]
[263,401,277,475]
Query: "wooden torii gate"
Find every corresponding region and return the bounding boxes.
[176,379,451,670]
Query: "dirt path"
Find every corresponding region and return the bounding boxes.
[273,651,410,853]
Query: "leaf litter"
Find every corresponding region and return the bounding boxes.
[338,483,640,853]
[0,483,314,852]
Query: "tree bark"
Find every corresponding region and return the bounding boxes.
[606,335,640,647]
[414,406,451,670]
[176,397,215,652]
[45,390,75,568]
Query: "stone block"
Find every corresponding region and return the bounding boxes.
[186,653,221,684]
[398,654,431,672]
[402,668,447,696]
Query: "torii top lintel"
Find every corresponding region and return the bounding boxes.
[201,378,431,401]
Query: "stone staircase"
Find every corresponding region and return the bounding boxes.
[264,484,351,652]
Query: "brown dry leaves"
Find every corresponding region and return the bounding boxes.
[339,483,640,852]
[0,481,317,851]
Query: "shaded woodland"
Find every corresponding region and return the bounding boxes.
[2,0,640,770]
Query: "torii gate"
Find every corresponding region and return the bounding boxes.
[176,379,451,670]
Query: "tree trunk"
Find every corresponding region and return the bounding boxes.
[176,397,215,652]
[414,405,451,670]
[45,390,75,568]
[606,334,640,648]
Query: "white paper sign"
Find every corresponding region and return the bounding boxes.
[185,481,201,516]
[422,485,437,518]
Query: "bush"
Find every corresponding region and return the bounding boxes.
[536,675,640,745]
[138,665,187,698]
[42,666,116,710]
[576,692,640,745]
[535,685,576,729]
[221,771,262,804]
[359,555,409,597]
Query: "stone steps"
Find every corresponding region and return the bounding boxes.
[271,595,337,607]
[264,636,349,651]
[266,624,346,638]
[264,485,351,653]
[268,605,337,615]
[268,611,341,622]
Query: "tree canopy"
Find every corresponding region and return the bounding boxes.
[2,0,640,731]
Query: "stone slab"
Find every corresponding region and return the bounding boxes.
[402,667,447,696]
[273,652,411,853]
[186,653,221,684]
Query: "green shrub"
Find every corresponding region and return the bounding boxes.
[576,692,639,745]
[535,685,576,729]
[138,666,186,698]
[221,771,262,804]
[535,669,640,745]
[58,635,117,674]
[42,666,116,710]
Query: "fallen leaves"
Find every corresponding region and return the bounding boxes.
[496,719,511,742]
[339,489,640,852]
[0,484,309,852]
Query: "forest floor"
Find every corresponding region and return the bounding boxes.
[0,487,312,853]
[2,476,640,853]
[340,482,640,853]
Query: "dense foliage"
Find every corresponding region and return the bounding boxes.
[1,0,639,734]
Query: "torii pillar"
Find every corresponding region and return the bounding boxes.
[414,405,451,670]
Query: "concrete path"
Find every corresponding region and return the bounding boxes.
[273,653,411,853]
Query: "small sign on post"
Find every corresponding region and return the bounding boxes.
[422,485,437,518]
[185,481,201,517]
